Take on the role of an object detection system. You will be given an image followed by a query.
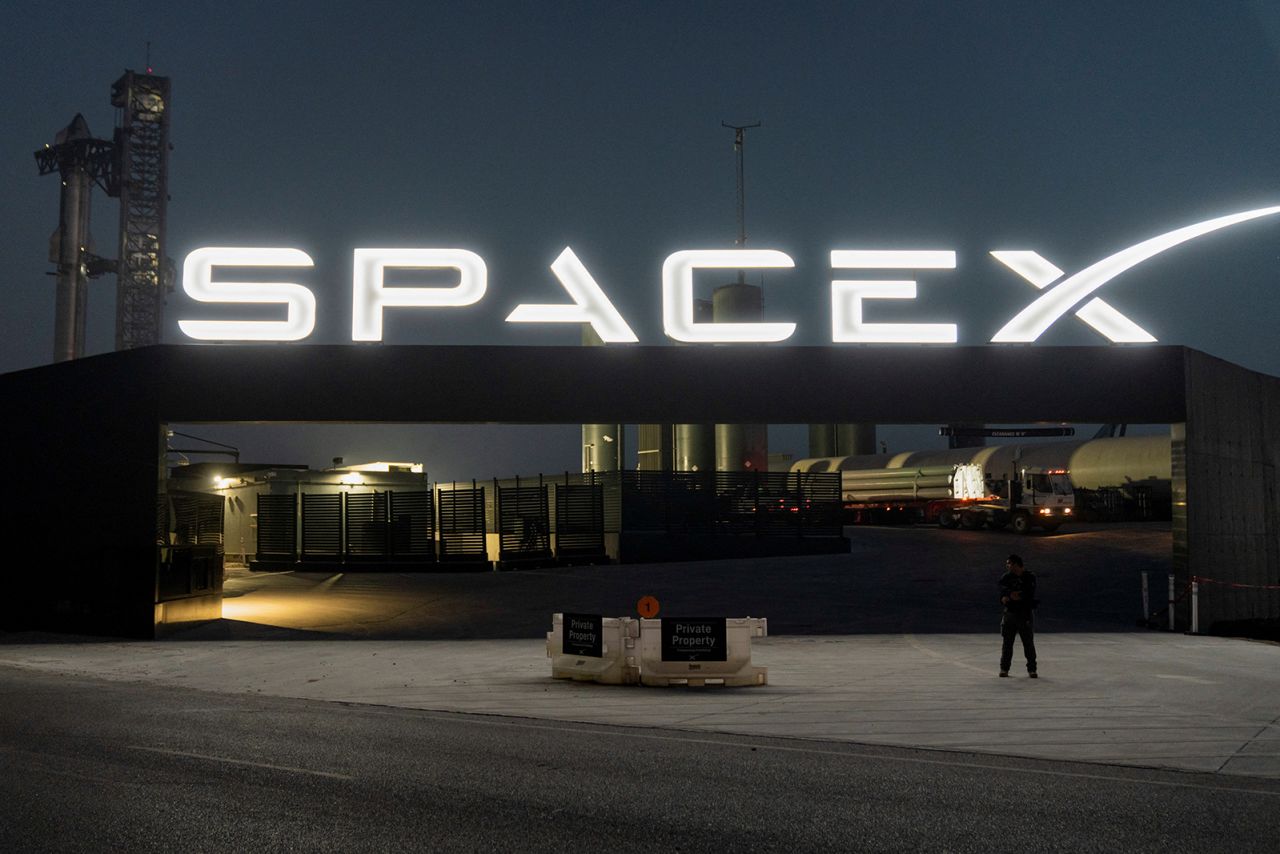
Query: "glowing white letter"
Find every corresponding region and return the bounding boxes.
[990,250,1156,343]
[352,248,487,342]
[991,205,1280,343]
[831,250,957,343]
[178,247,316,342]
[505,247,638,342]
[662,249,796,343]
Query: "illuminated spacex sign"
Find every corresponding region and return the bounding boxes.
[178,206,1280,345]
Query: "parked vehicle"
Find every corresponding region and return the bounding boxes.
[839,463,1074,533]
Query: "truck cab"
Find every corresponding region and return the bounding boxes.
[1005,468,1074,533]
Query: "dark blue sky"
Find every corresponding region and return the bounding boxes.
[4,2,1280,478]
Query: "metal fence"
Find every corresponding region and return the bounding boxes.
[496,476,551,566]
[247,470,842,571]
[619,470,842,538]
[438,483,488,565]
[159,490,225,601]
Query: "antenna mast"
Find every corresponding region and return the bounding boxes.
[722,121,760,284]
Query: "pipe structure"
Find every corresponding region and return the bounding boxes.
[579,326,622,472]
[712,282,766,471]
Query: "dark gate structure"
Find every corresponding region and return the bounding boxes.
[263,490,439,571]
[3,343,1276,637]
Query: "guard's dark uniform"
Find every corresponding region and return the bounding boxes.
[999,569,1037,675]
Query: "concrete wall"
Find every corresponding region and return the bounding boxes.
[1180,351,1280,631]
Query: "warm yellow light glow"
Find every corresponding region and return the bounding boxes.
[339,461,424,473]
[338,473,364,485]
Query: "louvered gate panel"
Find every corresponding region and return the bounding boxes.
[255,494,297,560]
[497,482,550,564]
[554,483,605,561]
[345,492,389,559]
[301,493,342,559]
[389,491,435,560]
[439,486,488,565]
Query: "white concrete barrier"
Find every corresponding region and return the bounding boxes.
[638,617,768,687]
[546,613,640,685]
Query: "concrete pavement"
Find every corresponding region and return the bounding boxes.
[2,630,1277,779]
[3,524,1276,780]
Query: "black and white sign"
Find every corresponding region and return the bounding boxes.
[562,613,602,658]
[660,618,727,662]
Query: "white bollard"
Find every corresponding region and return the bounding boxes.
[546,613,640,685]
[1190,580,1199,634]
[638,617,768,687]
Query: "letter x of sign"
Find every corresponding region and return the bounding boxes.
[989,206,1280,343]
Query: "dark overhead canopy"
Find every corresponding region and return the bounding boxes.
[1,343,1189,425]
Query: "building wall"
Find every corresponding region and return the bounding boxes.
[1181,350,1280,630]
[0,356,163,637]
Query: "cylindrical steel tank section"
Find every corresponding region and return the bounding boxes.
[636,424,672,471]
[712,283,767,471]
[808,423,877,458]
[51,116,95,363]
[581,423,622,472]
[715,423,767,472]
[673,299,715,472]
[674,424,715,472]
[791,434,1173,495]
[580,325,622,472]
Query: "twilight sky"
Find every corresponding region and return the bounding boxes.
[3,1,1279,479]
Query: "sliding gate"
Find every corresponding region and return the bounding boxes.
[258,490,437,570]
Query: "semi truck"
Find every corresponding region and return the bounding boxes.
[840,463,1074,533]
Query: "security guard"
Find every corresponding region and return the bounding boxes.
[998,553,1038,678]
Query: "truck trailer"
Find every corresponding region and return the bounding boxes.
[840,463,1074,533]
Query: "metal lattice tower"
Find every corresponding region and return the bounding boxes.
[110,71,172,351]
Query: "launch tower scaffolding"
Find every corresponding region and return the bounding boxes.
[110,71,172,351]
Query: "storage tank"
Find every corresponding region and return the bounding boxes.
[791,434,1171,492]
[712,283,767,471]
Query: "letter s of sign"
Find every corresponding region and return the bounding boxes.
[990,205,1280,343]
[178,247,317,341]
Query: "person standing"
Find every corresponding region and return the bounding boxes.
[999,553,1037,678]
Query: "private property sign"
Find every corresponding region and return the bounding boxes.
[177,207,1280,346]
[660,618,727,662]
[561,613,603,658]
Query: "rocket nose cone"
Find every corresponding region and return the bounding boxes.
[54,114,92,145]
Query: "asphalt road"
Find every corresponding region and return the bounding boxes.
[3,665,1275,853]
[204,523,1173,640]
